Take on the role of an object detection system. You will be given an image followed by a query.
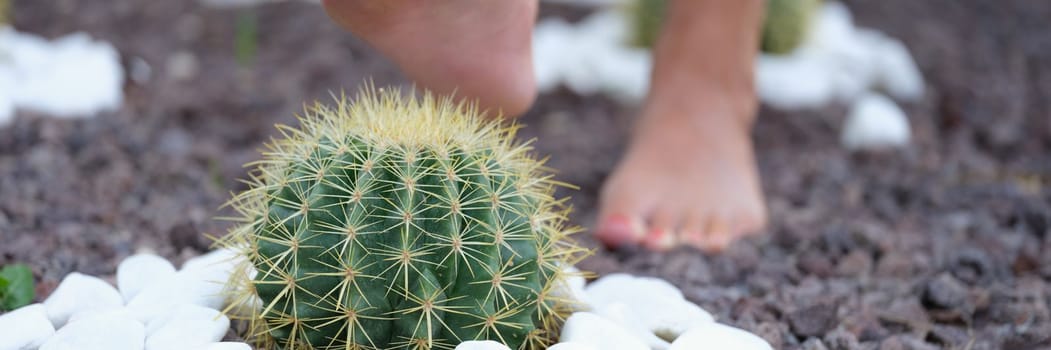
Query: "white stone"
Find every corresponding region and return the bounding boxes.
[454,340,511,350]
[585,273,714,342]
[0,26,123,123]
[43,272,124,328]
[66,307,135,325]
[841,93,911,151]
[181,248,239,272]
[533,18,574,93]
[859,31,925,101]
[117,254,177,303]
[668,322,773,350]
[756,51,837,110]
[0,304,56,350]
[127,250,241,323]
[550,264,590,311]
[144,305,229,350]
[546,342,598,350]
[560,312,648,350]
[40,311,144,350]
[594,302,671,349]
[193,343,252,350]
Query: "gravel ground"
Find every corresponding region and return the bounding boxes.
[3,0,1050,349]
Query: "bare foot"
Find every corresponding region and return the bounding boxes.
[322,0,538,117]
[595,97,768,252]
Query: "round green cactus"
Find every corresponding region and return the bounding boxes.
[761,0,821,55]
[628,0,820,54]
[220,88,585,350]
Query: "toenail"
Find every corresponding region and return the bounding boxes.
[596,214,643,247]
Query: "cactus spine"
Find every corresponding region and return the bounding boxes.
[220,88,585,350]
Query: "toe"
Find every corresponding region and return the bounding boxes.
[641,210,678,251]
[594,214,645,249]
[678,212,708,250]
[697,214,735,253]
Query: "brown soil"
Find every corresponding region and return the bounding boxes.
[3,0,1050,349]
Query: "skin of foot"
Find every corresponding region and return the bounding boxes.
[321,0,538,117]
[594,0,768,252]
[323,0,769,252]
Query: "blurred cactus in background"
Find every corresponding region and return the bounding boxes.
[629,0,821,54]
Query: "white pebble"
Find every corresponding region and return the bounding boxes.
[550,264,590,311]
[117,254,177,303]
[454,340,510,350]
[144,305,229,350]
[40,311,144,350]
[560,312,649,350]
[127,250,241,322]
[668,323,772,350]
[192,343,252,350]
[585,274,714,342]
[0,304,56,350]
[67,307,135,325]
[862,31,925,101]
[43,273,124,328]
[546,342,598,350]
[841,93,911,151]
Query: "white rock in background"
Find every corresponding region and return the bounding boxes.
[0,304,56,350]
[669,323,773,350]
[127,250,240,322]
[40,312,145,350]
[0,27,124,125]
[118,254,177,302]
[858,31,925,101]
[43,273,124,328]
[585,273,714,343]
[144,305,230,350]
[454,340,511,350]
[546,342,599,350]
[533,18,574,93]
[560,312,649,350]
[194,343,253,350]
[755,51,837,110]
[841,93,910,151]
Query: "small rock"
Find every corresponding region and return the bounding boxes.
[40,311,145,350]
[585,274,714,341]
[669,322,773,350]
[925,325,969,347]
[560,312,649,350]
[194,343,253,350]
[117,253,177,302]
[67,307,135,325]
[165,51,199,82]
[127,250,242,322]
[922,273,968,311]
[751,322,784,348]
[841,93,910,151]
[546,342,599,350]
[802,337,830,350]
[144,304,229,349]
[879,335,939,350]
[550,264,590,310]
[836,250,873,276]
[43,272,124,327]
[454,340,511,350]
[0,303,56,349]
[824,327,860,350]
[788,302,839,338]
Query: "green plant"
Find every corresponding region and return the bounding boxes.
[220,87,586,350]
[0,264,34,311]
[761,0,821,54]
[628,0,820,54]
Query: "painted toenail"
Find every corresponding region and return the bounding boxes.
[596,214,642,247]
[643,228,675,251]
